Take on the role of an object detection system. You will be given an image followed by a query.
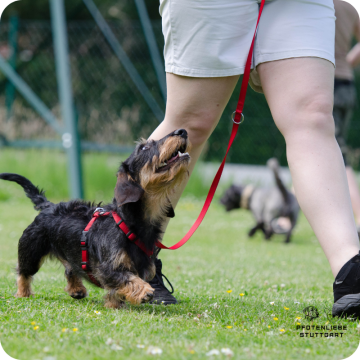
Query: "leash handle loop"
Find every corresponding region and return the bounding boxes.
[156,0,266,251]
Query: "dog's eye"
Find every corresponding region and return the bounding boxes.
[141,146,149,151]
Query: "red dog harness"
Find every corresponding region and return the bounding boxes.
[81,208,157,286]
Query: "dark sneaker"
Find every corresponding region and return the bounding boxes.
[148,258,177,305]
[332,251,360,318]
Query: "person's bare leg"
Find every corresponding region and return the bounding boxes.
[346,166,360,226]
[258,58,359,277]
[149,73,239,234]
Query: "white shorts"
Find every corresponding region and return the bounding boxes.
[160,0,335,92]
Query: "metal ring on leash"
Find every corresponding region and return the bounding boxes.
[93,207,106,215]
[231,111,245,124]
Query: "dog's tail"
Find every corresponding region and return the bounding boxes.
[0,173,51,210]
[266,158,289,205]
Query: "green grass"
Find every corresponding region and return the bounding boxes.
[0,149,359,360]
[0,148,211,202]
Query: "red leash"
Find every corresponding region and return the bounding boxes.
[156,0,266,251]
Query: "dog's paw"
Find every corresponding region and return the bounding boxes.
[141,289,154,303]
[70,289,88,299]
[65,285,88,300]
[15,290,33,298]
[248,229,256,237]
[119,277,155,305]
[138,282,154,304]
[104,299,126,309]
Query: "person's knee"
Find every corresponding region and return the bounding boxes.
[165,108,219,148]
[280,95,335,138]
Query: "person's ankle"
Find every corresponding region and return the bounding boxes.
[331,249,360,278]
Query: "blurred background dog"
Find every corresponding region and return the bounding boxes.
[220,158,299,243]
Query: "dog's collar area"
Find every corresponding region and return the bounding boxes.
[81,208,155,288]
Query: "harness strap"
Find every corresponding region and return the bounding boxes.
[81,209,110,287]
[111,211,154,257]
[81,208,154,288]
[156,0,266,251]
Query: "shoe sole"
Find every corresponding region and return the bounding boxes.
[332,293,360,319]
[149,299,178,305]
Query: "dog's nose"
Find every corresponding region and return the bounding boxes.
[173,129,187,139]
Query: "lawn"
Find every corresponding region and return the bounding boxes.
[0,149,359,360]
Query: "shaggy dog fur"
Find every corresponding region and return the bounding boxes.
[0,129,191,308]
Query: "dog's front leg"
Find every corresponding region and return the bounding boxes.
[248,222,264,237]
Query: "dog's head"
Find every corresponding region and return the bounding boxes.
[220,185,243,211]
[115,129,191,222]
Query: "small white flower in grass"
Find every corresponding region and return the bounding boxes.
[269,302,275,305]
[357,324,360,329]
[147,346,162,355]
[206,349,220,356]
[110,344,123,351]
[193,317,199,322]
[43,347,50,352]
[294,301,300,305]
[211,303,220,309]
[137,344,145,348]
[221,348,234,357]
[105,338,113,345]
[280,284,285,288]
[94,310,101,315]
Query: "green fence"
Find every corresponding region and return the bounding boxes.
[1,19,360,169]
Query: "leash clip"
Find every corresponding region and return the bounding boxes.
[93,207,106,215]
[231,111,245,125]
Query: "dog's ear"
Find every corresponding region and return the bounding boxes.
[165,198,175,218]
[115,171,144,207]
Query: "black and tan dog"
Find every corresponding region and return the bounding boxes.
[0,129,190,308]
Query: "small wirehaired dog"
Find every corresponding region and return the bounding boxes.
[220,158,299,243]
[0,129,190,308]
